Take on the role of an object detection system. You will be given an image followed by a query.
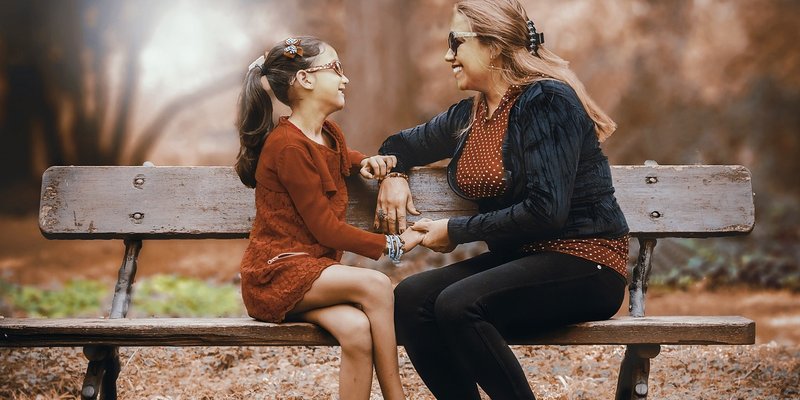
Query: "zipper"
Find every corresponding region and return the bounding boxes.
[267,252,309,264]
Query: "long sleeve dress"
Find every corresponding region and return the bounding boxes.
[240,117,385,322]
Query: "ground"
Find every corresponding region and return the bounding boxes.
[1,215,799,399]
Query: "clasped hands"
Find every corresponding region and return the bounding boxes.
[360,156,455,254]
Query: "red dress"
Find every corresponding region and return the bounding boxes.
[240,117,385,322]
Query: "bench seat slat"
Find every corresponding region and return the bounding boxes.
[0,316,754,347]
[39,165,754,240]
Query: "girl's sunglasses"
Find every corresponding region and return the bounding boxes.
[290,60,344,85]
[448,31,479,56]
[305,60,344,76]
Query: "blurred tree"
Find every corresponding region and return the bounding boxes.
[0,0,240,190]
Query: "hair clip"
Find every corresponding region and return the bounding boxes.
[526,20,545,55]
[283,38,304,59]
[248,55,266,73]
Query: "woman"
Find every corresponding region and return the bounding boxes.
[235,36,421,400]
[376,1,629,398]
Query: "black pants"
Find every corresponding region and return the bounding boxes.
[394,251,626,400]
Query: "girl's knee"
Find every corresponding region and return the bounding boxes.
[356,270,394,306]
[335,309,373,355]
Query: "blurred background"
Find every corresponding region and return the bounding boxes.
[0,0,798,333]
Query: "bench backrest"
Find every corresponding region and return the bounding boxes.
[39,165,754,240]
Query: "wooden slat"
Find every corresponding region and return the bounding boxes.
[39,165,754,239]
[612,165,754,237]
[0,316,754,347]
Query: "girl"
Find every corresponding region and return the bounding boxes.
[235,36,419,400]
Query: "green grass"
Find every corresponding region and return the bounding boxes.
[0,275,245,318]
[0,278,106,317]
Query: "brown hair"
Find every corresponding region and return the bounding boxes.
[235,36,326,188]
[455,0,617,141]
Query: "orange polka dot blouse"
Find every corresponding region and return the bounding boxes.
[455,85,629,279]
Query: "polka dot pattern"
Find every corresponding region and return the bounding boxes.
[455,85,524,199]
[521,235,631,280]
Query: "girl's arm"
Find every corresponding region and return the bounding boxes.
[278,145,386,259]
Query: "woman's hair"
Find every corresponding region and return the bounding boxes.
[235,36,326,188]
[455,0,617,141]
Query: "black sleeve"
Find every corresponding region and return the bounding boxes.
[378,98,473,172]
[447,91,591,244]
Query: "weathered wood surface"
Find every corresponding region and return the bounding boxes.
[0,316,754,347]
[39,165,754,240]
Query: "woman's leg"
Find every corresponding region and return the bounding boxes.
[289,264,405,400]
[293,304,373,400]
[393,252,510,400]
[433,252,626,399]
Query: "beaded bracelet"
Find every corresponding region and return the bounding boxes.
[385,234,405,264]
[378,172,409,184]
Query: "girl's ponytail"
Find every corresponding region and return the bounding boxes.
[234,36,325,188]
[235,66,274,188]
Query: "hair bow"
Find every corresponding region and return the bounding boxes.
[283,38,304,59]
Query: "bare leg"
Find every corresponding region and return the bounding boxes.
[293,304,373,400]
[289,264,406,400]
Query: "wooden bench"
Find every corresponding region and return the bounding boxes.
[0,162,756,399]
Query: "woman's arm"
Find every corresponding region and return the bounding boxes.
[375,98,472,233]
[378,98,472,172]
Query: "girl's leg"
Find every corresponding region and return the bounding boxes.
[292,304,373,400]
[393,252,509,400]
[433,252,626,399]
[289,264,405,400]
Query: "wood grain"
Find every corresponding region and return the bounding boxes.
[39,165,754,239]
[0,316,755,347]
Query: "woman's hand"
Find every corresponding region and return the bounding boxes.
[411,218,456,253]
[375,177,420,234]
[360,155,397,180]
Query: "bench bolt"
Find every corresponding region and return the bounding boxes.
[646,176,658,184]
[132,212,144,220]
[82,385,96,399]
[133,174,146,188]
[650,211,661,218]
[635,383,648,396]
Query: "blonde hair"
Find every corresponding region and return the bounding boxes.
[455,0,617,141]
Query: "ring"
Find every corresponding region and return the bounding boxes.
[377,209,386,221]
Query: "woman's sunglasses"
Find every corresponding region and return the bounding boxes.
[290,60,344,85]
[448,31,479,56]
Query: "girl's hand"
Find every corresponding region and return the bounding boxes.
[360,155,397,179]
[399,226,425,253]
[375,177,420,234]
[411,218,455,253]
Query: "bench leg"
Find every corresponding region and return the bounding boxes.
[615,344,661,400]
[81,346,119,400]
[81,239,141,399]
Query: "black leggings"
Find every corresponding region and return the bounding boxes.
[394,251,626,400]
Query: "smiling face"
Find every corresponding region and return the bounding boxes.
[445,11,493,93]
[296,44,349,112]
